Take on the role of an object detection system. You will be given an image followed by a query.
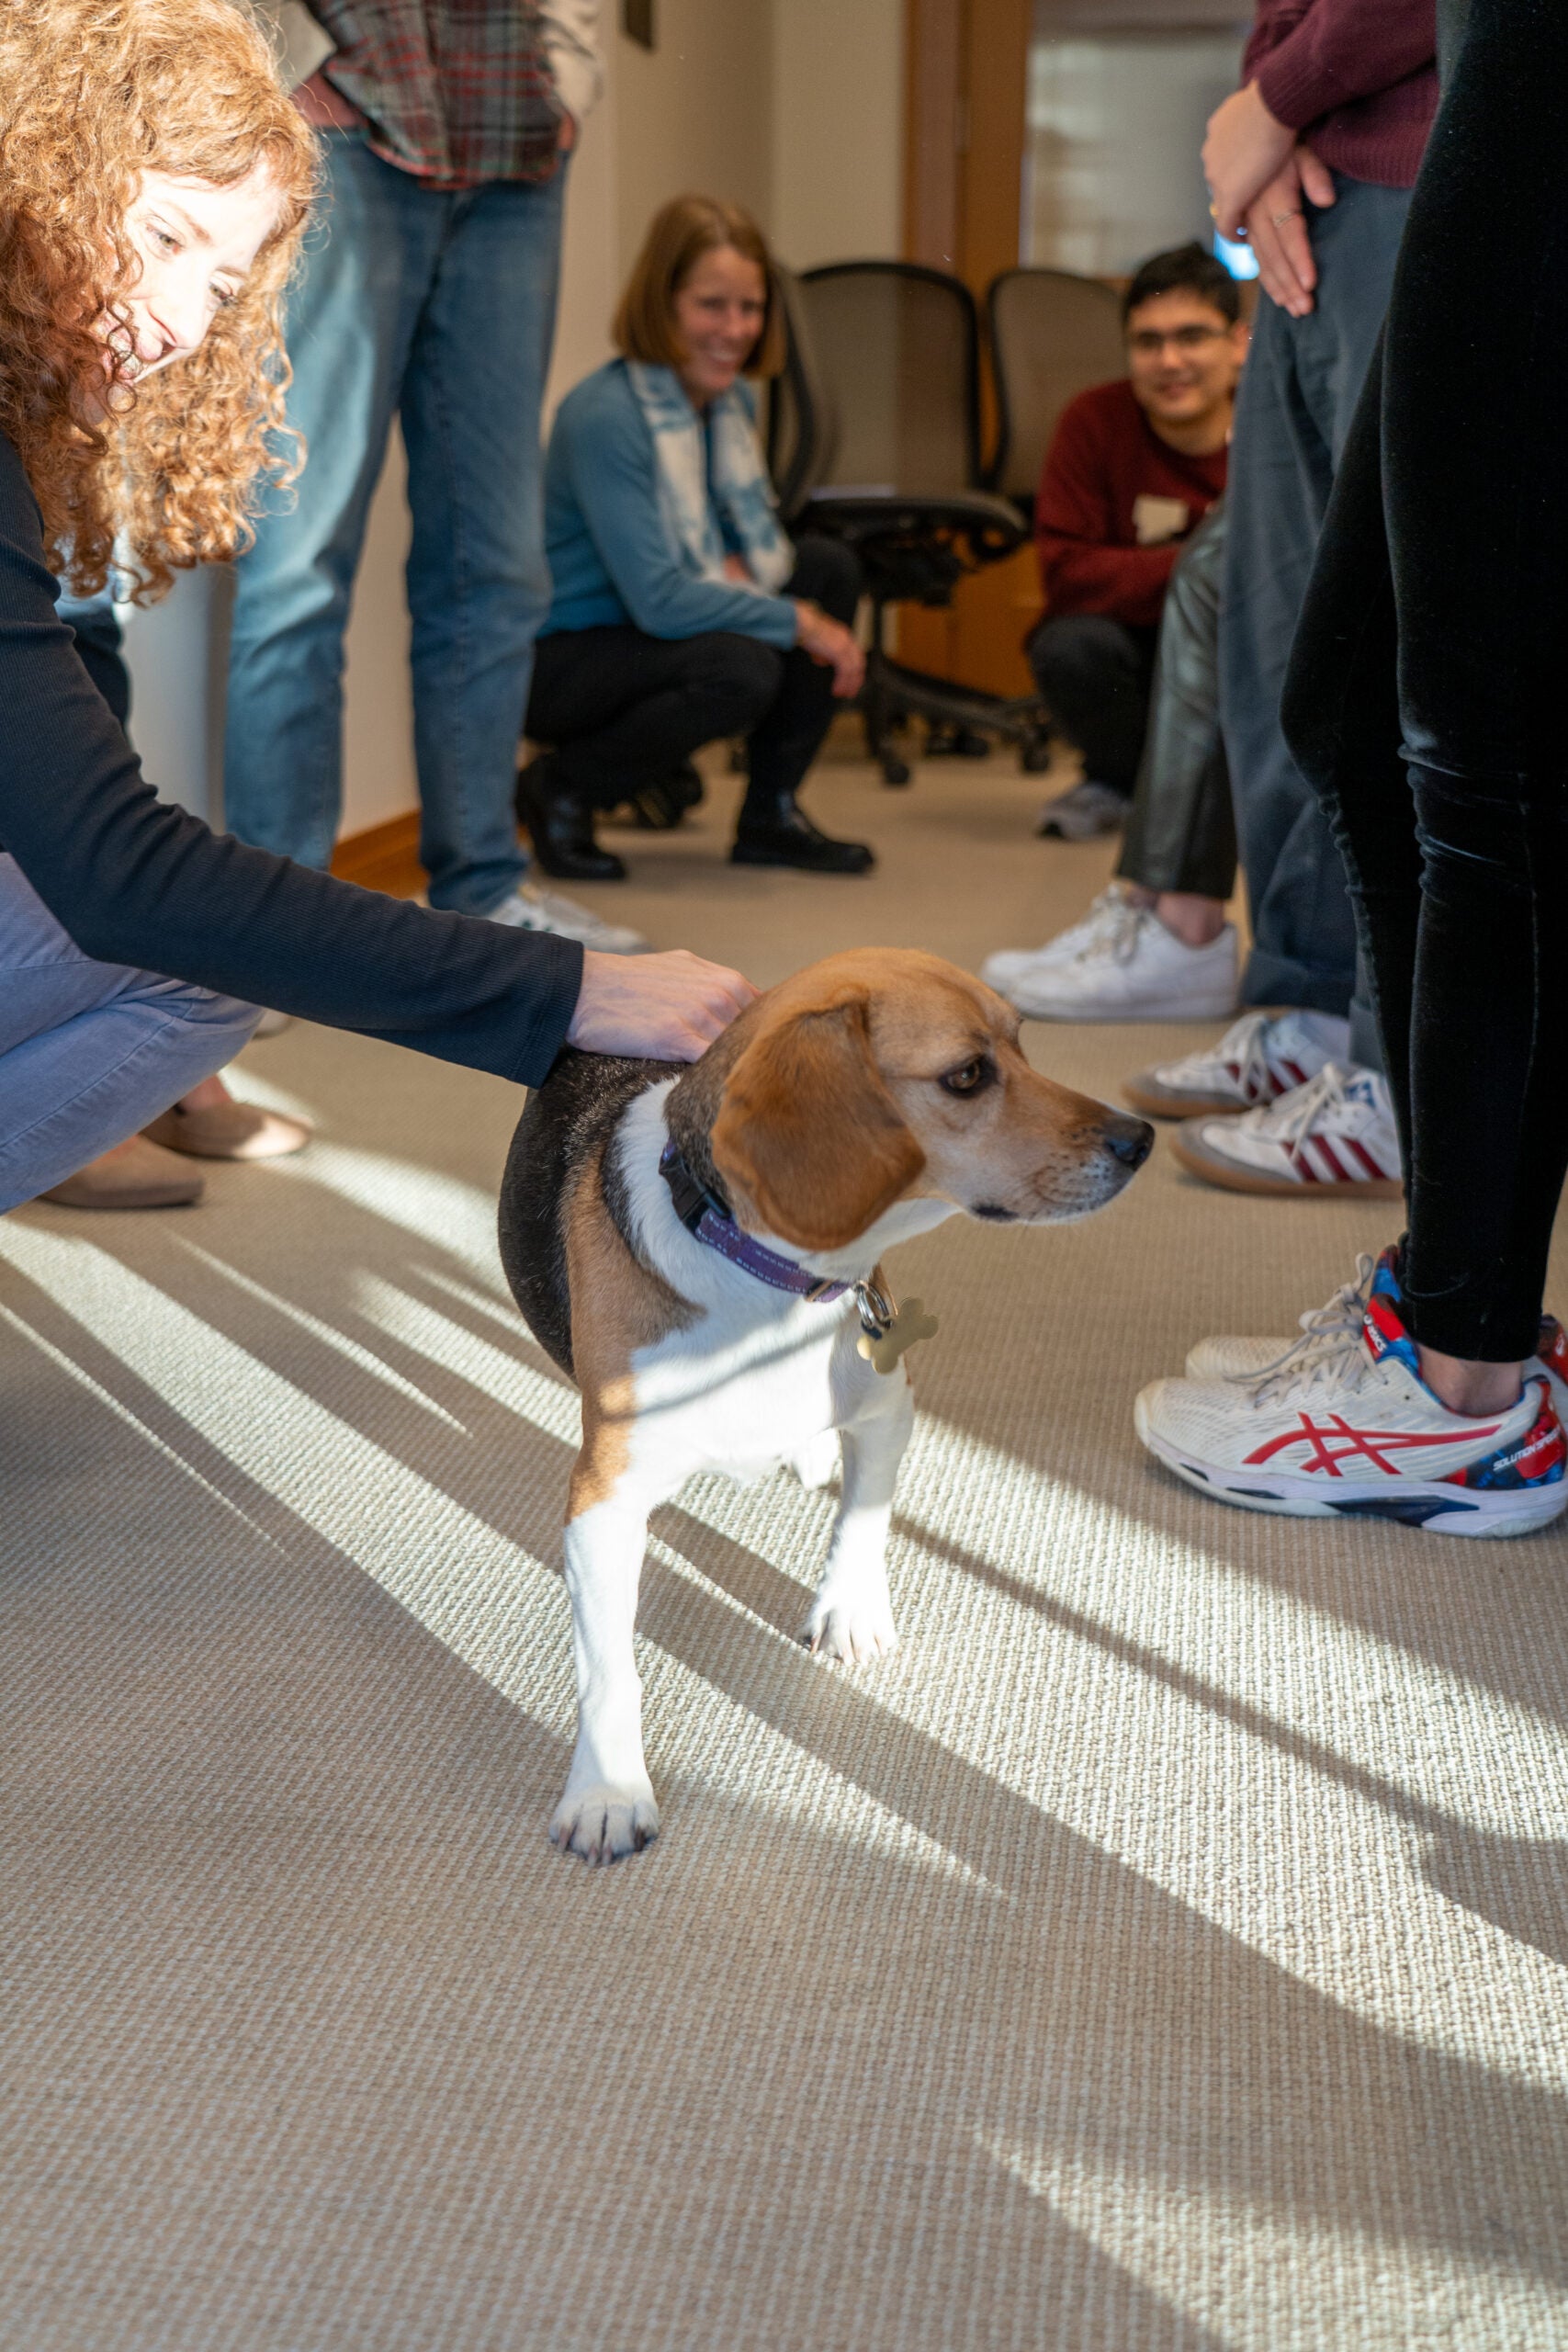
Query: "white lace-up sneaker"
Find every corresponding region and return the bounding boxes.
[1136,1250,1568,1536]
[488,882,649,956]
[1124,1007,1348,1120]
[1171,1061,1402,1198]
[982,892,1238,1023]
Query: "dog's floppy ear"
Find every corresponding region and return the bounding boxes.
[711,997,925,1251]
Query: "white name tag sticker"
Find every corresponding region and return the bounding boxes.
[1133,493,1190,547]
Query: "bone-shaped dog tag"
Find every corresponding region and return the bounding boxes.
[856,1295,939,1374]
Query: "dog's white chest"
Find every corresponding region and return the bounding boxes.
[630,1301,864,1483]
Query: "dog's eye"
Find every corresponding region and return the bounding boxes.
[940,1057,992,1097]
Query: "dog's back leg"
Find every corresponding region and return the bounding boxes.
[801,1374,916,1667]
[551,1435,660,1864]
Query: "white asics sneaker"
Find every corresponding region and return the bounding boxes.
[488,882,649,956]
[1136,1251,1568,1536]
[1124,1007,1348,1121]
[1171,1061,1402,1198]
[983,892,1238,1023]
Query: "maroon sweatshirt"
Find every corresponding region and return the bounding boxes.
[1245,0,1438,188]
[1035,380,1228,631]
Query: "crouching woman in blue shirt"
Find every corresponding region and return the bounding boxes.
[521,197,873,881]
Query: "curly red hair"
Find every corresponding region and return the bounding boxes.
[0,0,318,601]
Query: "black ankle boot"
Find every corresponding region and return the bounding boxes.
[515,755,626,883]
[730,793,874,875]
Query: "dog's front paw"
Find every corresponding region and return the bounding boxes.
[549,1780,660,1864]
[801,1586,897,1668]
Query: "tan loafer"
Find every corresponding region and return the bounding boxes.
[39,1136,204,1210]
[142,1101,311,1161]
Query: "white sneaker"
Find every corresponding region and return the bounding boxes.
[1035,778,1127,840]
[1171,1061,1402,1198]
[488,882,649,956]
[983,894,1238,1023]
[1136,1252,1568,1537]
[1123,1007,1348,1120]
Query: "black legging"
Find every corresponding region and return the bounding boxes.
[527,536,861,817]
[1281,0,1567,1363]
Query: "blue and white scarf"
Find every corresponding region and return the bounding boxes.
[626,361,795,597]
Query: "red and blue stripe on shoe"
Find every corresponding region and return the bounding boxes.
[1362,1250,1567,1496]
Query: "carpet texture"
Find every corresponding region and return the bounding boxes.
[4,753,1568,2351]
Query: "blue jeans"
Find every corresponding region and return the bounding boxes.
[1219,174,1411,1063]
[0,857,258,1214]
[224,132,565,915]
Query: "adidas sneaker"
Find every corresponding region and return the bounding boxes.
[1170,1062,1402,1198]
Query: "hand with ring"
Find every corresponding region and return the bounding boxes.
[1242,143,1337,319]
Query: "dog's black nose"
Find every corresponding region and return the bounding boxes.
[1102,1114,1156,1171]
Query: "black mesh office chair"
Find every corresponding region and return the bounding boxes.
[767,261,1043,786]
[986,266,1127,522]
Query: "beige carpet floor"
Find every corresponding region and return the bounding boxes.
[5,750,1568,2351]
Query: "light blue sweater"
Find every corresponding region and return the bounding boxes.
[539,360,798,648]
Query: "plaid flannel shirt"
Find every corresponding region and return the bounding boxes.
[308,2,562,189]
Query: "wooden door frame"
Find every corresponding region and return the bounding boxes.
[902,0,1031,298]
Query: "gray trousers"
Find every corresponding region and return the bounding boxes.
[0,857,258,1214]
[1220,173,1412,1064]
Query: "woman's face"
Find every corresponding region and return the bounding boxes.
[671,245,767,405]
[104,164,284,382]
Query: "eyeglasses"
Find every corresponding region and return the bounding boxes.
[1127,325,1229,356]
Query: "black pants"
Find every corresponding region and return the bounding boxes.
[1282,0,1566,1363]
[1026,614,1156,797]
[526,536,861,819]
[1116,502,1236,903]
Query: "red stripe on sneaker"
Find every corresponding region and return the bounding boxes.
[1278,1058,1309,1091]
[1306,1136,1352,1184]
[1346,1136,1393,1181]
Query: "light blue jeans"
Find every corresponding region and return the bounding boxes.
[1220,173,1411,1065]
[224,131,566,915]
[0,856,258,1214]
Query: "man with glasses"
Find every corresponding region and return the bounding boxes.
[1028,243,1246,842]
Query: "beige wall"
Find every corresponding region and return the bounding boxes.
[615,0,774,277]
[771,0,904,272]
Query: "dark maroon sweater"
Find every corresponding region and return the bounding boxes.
[1246,0,1438,188]
[1035,381,1228,631]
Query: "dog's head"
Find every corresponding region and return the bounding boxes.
[668,948,1153,1255]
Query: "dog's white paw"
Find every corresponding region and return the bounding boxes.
[549,1781,660,1864]
[801,1588,897,1667]
[787,1430,840,1491]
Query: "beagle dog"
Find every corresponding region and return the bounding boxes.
[498,949,1152,1863]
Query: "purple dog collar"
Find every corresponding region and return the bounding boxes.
[660,1141,847,1304]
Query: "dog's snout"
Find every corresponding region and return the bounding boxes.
[1101,1114,1156,1172]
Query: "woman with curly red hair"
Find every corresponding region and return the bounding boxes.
[0,0,750,1216]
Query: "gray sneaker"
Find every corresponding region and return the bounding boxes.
[1035,779,1128,841]
[487,882,649,956]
